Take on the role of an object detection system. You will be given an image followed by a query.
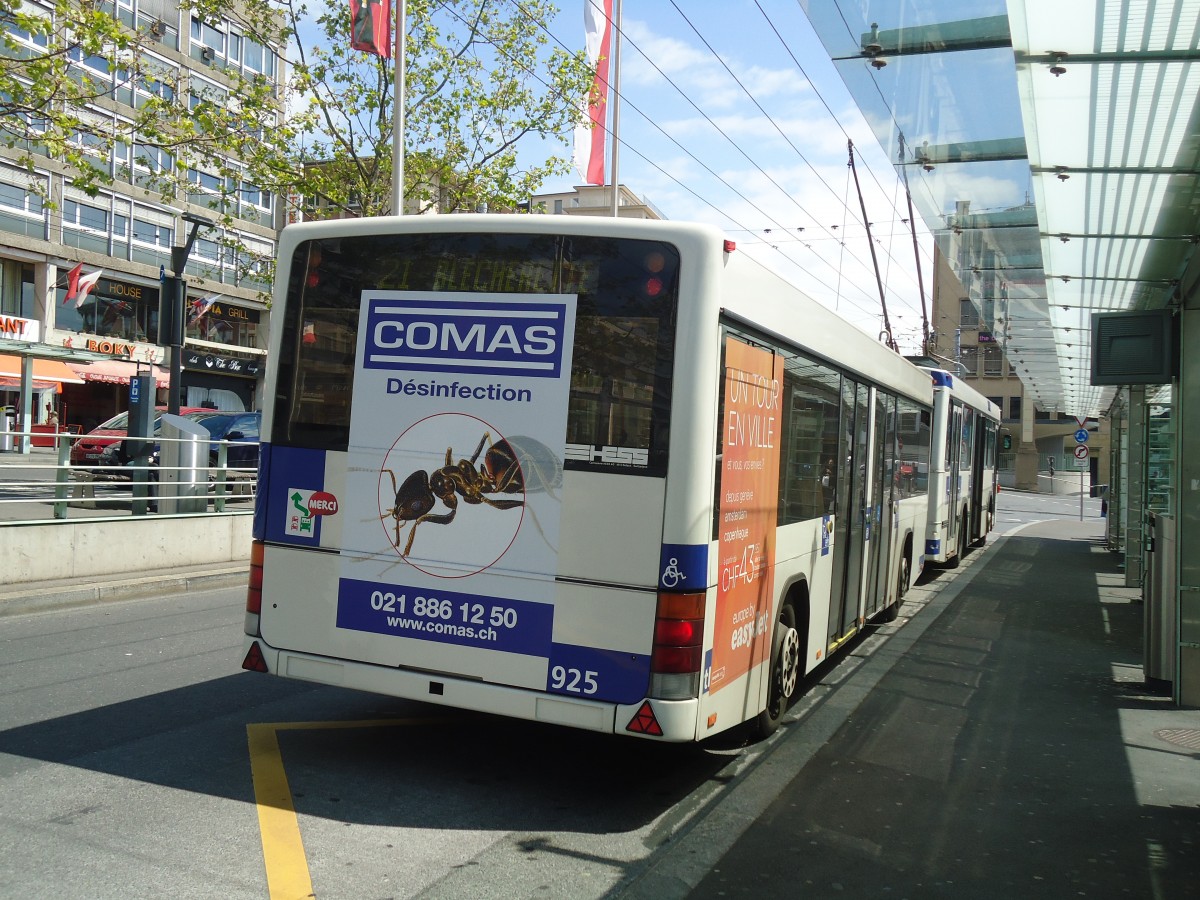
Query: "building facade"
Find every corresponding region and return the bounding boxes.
[0,0,281,438]
[531,184,665,220]
[930,206,1108,493]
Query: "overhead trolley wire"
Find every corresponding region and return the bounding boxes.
[499,0,891,319]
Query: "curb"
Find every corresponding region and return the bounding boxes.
[0,565,249,617]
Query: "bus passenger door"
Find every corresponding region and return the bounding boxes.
[867,391,897,614]
[830,380,869,643]
[970,413,987,539]
[861,389,888,617]
[946,403,963,550]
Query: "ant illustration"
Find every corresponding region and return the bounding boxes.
[381,432,526,558]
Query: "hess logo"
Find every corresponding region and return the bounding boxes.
[308,491,339,516]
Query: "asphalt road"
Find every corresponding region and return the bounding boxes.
[0,585,748,899]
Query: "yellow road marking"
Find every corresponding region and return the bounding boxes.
[247,718,450,899]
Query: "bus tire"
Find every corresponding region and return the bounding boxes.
[753,600,801,738]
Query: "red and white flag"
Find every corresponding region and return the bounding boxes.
[349,0,392,58]
[188,294,222,326]
[64,262,103,308]
[574,0,612,185]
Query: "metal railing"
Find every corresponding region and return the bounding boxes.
[0,430,257,523]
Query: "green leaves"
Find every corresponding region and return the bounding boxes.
[1,0,593,294]
[285,0,592,216]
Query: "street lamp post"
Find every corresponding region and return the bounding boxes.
[164,212,216,415]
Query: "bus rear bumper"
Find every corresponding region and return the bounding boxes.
[243,638,702,742]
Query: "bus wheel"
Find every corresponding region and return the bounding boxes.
[754,602,800,738]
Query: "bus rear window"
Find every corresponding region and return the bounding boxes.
[273,232,679,476]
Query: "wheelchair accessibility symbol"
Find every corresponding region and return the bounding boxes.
[661,558,686,588]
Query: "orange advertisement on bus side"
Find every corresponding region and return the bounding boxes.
[709,338,783,696]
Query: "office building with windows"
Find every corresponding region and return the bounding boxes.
[0,0,282,438]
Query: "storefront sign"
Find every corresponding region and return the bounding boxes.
[60,334,160,363]
[97,276,151,302]
[84,338,136,357]
[182,349,260,377]
[0,315,39,342]
[207,302,260,324]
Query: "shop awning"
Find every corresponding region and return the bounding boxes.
[66,360,171,388]
[0,353,87,389]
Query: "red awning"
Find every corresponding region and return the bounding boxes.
[66,360,170,388]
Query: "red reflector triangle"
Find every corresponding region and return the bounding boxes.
[625,701,663,736]
[241,641,268,673]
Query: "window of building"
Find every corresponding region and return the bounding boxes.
[68,45,112,82]
[6,14,50,51]
[134,58,177,107]
[235,233,274,291]
[191,16,227,57]
[61,194,112,254]
[136,10,180,52]
[129,204,174,267]
[190,76,229,111]
[56,272,157,342]
[0,164,47,239]
[0,259,36,317]
[190,16,276,77]
[187,300,260,349]
[983,344,1003,376]
[959,345,979,376]
[959,298,979,329]
[133,142,173,176]
[1008,396,1022,421]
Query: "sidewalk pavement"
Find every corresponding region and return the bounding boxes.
[648,518,1200,899]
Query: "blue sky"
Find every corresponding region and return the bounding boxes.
[533,1,938,351]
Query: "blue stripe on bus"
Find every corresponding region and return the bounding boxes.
[262,445,328,545]
[931,370,953,387]
[926,539,941,556]
[252,442,272,540]
[659,543,707,591]
[547,643,651,705]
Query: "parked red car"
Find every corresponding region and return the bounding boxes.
[69,407,208,467]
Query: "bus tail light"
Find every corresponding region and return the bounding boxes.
[245,540,265,635]
[649,591,705,700]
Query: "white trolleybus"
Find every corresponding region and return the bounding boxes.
[921,368,1000,568]
[241,216,935,743]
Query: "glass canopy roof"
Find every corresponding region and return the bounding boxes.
[802,0,1200,418]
